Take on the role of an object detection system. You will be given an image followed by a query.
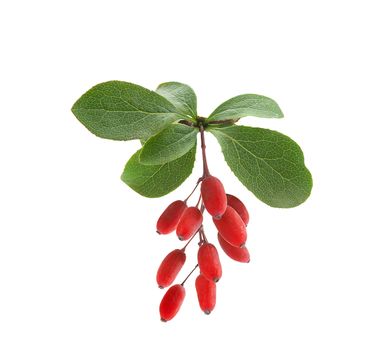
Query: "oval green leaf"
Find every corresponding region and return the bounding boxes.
[71,81,186,141]
[139,124,198,165]
[207,94,283,122]
[156,82,197,117]
[121,145,196,198]
[210,125,312,208]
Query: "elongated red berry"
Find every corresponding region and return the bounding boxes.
[156,249,186,288]
[227,194,249,225]
[198,243,222,282]
[176,207,203,240]
[159,284,186,322]
[156,200,187,234]
[201,176,227,219]
[213,206,247,247]
[217,233,250,263]
[195,274,216,314]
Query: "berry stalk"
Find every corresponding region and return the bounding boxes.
[181,264,199,286]
[184,177,202,203]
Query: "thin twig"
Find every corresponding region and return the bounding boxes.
[199,124,210,177]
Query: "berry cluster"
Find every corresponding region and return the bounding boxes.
[156,126,250,321]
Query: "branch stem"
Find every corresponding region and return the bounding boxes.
[199,124,210,177]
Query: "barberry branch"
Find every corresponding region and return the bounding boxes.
[199,124,210,178]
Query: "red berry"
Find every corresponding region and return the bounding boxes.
[217,233,250,263]
[213,206,247,247]
[156,249,186,288]
[159,284,186,322]
[201,176,227,219]
[176,207,203,240]
[156,200,187,235]
[195,274,216,314]
[226,194,249,225]
[197,243,222,282]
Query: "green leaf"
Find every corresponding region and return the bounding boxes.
[71,81,186,141]
[121,145,196,198]
[207,94,284,122]
[139,123,198,165]
[156,82,197,117]
[209,125,312,208]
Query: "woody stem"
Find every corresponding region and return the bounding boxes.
[199,124,210,178]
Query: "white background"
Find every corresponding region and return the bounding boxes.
[1,0,370,349]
